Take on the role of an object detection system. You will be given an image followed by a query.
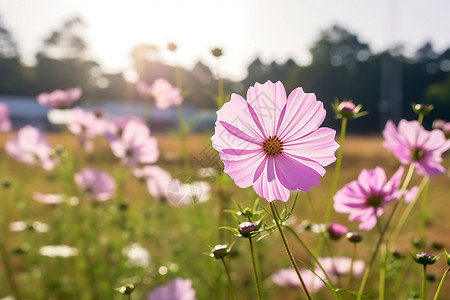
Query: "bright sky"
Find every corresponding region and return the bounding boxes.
[1,0,449,81]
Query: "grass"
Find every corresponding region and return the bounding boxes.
[0,131,449,299]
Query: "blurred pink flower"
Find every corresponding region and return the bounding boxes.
[334,167,404,230]
[0,102,12,132]
[134,165,172,200]
[105,115,143,140]
[68,107,107,151]
[137,78,183,109]
[32,192,64,205]
[167,180,211,206]
[74,167,116,201]
[383,120,450,178]
[147,278,196,300]
[37,87,82,108]
[211,80,339,202]
[403,186,420,203]
[271,256,364,293]
[327,222,348,240]
[319,256,365,277]
[432,119,450,139]
[5,125,58,170]
[109,120,159,167]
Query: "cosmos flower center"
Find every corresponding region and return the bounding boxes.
[412,148,425,161]
[367,195,383,208]
[263,136,283,155]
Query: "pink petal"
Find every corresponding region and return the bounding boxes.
[277,87,326,141]
[252,156,290,202]
[246,81,287,137]
[221,150,266,188]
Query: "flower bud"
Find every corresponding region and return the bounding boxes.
[1,178,11,189]
[167,42,178,52]
[346,232,363,243]
[412,103,434,116]
[210,244,230,259]
[211,47,223,58]
[413,252,439,265]
[392,250,405,259]
[238,222,258,238]
[411,237,426,250]
[327,223,348,240]
[332,99,367,119]
[445,249,450,267]
[116,284,134,295]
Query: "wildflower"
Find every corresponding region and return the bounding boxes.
[5,125,58,170]
[134,166,172,200]
[167,180,210,206]
[105,115,143,140]
[32,192,64,205]
[403,186,420,203]
[37,87,82,108]
[432,119,450,139]
[137,79,183,109]
[383,120,450,178]
[9,221,49,233]
[334,167,404,230]
[0,102,12,132]
[327,222,348,240]
[147,278,196,300]
[332,99,367,119]
[319,257,365,277]
[122,243,151,268]
[211,81,339,202]
[39,245,78,257]
[74,167,116,201]
[68,107,107,151]
[109,120,159,167]
[271,268,326,292]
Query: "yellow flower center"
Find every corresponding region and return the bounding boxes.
[263,136,283,155]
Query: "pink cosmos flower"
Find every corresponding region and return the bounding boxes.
[433,119,450,139]
[271,257,364,293]
[137,78,183,109]
[211,80,339,202]
[32,192,64,205]
[74,167,116,201]
[134,165,172,200]
[37,87,82,108]
[403,186,420,203]
[167,180,211,206]
[68,107,107,151]
[109,120,159,167]
[334,167,404,230]
[5,125,58,170]
[0,102,12,132]
[147,278,196,300]
[105,115,143,140]
[383,120,450,178]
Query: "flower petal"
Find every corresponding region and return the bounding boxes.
[252,156,290,202]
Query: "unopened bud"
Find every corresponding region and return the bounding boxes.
[412,103,434,115]
[238,222,258,238]
[413,252,439,265]
[346,232,363,243]
[210,244,230,259]
[327,223,348,240]
[116,284,134,295]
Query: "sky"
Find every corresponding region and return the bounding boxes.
[0,0,449,81]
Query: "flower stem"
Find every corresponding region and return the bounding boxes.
[346,243,357,290]
[0,241,22,300]
[356,200,400,300]
[422,265,427,300]
[432,268,450,300]
[248,237,262,300]
[320,117,347,254]
[270,202,312,300]
[379,245,387,300]
[284,226,341,300]
[419,177,430,239]
[221,258,237,300]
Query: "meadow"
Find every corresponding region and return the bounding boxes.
[0,125,449,299]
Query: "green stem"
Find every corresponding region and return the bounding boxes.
[216,57,224,109]
[356,200,400,300]
[423,265,427,300]
[320,117,347,254]
[418,113,424,125]
[221,258,236,300]
[419,177,430,239]
[388,173,428,247]
[284,226,341,300]
[0,241,22,300]
[270,202,312,300]
[249,238,262,300]
[346,243,357,290]
[379,245,387,300]
[324,117,347,224]
[433,268,450,300]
